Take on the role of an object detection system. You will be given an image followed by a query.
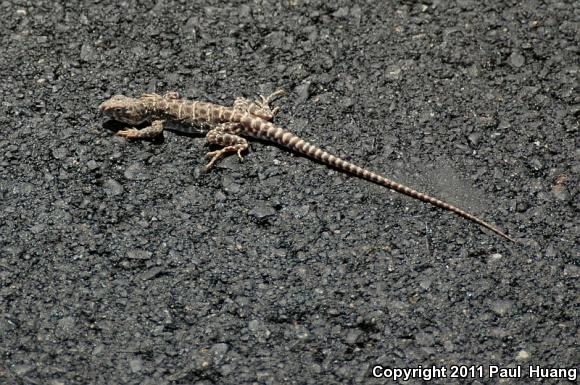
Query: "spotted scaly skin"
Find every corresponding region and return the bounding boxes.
[99,91,516,242]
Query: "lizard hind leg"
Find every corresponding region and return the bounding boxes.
[204,123,249,170]
[234,89,286,121]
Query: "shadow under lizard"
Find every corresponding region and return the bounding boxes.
[99,90,516,242]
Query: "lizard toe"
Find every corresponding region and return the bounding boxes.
[116,128,139,138]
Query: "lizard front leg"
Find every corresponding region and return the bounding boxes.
[234,89,286,121]
[116,119,165,139]
[204,123,249,170]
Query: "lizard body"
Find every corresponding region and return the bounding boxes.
[99,91,516,242]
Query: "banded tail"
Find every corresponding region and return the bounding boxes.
[243,117,515,242]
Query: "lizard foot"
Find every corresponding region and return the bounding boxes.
[256,89,286,115]
[115,128,141,139]
[115,120,164,139]
[204,146,246,170]
[232,89,285,120]
[260,89,286,105]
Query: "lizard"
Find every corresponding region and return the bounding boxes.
[99,90,516,242]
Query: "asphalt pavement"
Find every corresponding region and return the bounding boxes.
[0,1,577,384]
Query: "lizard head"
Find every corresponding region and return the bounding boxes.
[99,95,151,125]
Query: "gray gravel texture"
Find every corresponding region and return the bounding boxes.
[1,1,578,384]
